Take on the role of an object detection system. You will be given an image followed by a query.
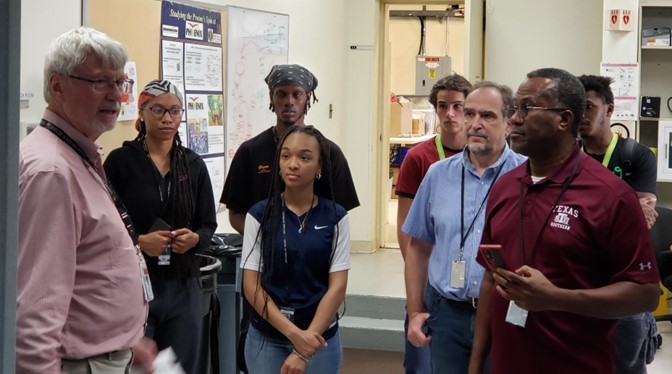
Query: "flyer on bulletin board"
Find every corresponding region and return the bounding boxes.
[599,62,639,121]
[118,61,138,121]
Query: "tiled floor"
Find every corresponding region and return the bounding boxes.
[348,249,672,373]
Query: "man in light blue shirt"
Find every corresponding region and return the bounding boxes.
[403,81,526,373]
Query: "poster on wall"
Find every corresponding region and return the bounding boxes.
[160,1,224,204]
[600,62,639,121]
[226,6,289,171]
[118,61,138,121]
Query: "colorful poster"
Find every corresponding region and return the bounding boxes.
[161,0,224,205]
[118,61,138,121]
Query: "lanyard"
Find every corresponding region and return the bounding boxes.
[142,140,171,205]
[601,132,619,168]
[458,163,504,260]
[581,132,618,168]
[435,134,446,160]
[517,154,580,266]
[39,120,140,246]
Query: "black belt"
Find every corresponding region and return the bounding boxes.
[447,297,478,309]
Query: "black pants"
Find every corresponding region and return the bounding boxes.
[146,276,203,374]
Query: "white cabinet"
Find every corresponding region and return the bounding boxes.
[639,2,672,181]
[657,121,672,181]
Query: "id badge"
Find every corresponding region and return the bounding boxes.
[450,261,466,288]
[138,254,154,302]
[280,307,295,322]
[158,244,171,266]
[505,300,528,327]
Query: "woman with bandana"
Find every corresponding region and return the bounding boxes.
[104,79,217,373]
[242,125,350,374]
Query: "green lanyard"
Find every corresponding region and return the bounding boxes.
[435,134,446,160]
[581,132,618,168]
[601,132,619,168]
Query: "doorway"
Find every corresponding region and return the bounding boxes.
[376,0,483,249]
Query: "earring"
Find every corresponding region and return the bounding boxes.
[316,171,322,180]
[279,170,283,176]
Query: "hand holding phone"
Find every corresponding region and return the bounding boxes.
[149,218,171,232]
[479,244,509,272]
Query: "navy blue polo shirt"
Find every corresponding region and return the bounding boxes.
[242,196,350,340]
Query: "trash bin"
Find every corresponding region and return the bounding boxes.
[196,253,222,374]
[206,233,244,374]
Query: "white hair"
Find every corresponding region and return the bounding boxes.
[43,27,127,102]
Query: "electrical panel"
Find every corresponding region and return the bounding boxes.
[415,56,451,96]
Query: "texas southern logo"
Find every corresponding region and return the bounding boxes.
[550,205,579,231]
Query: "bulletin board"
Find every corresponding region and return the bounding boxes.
[225,6,289,170]
[86,0,227,206]
[85,1,289,197]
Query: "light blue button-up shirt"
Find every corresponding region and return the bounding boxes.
[403,144,526,301]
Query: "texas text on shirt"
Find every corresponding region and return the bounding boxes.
[477,144,659,373]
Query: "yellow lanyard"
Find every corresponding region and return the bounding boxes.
[435,134,446,160]
[582,132,618,168]
[601,133,619,168]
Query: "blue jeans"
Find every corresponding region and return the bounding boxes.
[245,324,342,374]
[614,312,658,374]
[404,309,431,374]
[424,285,477,374]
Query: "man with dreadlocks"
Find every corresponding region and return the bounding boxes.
[220,64,359,235]
[104,79,217,373]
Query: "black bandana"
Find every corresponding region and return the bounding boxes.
[264,64,318,97]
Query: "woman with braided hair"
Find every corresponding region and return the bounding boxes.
[104,79,217,372]
[242,125,350,374]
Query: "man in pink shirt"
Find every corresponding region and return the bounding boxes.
[17,27,156,373]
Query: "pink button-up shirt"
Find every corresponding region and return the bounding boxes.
[16,109,147,373]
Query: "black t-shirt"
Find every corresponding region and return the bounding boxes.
[220,127,360,213]
[586,137,657,194]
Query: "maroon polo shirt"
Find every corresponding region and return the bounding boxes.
[478,143,659,374]
[395,136,462,198]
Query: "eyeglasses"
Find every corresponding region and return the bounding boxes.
[68,75,133,93]
[146,105,185,118]
[512,105,567,120]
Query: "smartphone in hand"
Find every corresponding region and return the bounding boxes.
[149,218,171,232]
[479,244,509,272]
[148,218,172,265]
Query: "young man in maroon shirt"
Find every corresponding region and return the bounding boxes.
[395,74,472,374]
[468,68,660,374]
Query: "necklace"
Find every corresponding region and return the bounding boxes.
[281,194,316,264]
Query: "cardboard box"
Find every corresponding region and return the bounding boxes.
[642,27,671,46]
[390,166,400,199]
[390,100,413,136]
